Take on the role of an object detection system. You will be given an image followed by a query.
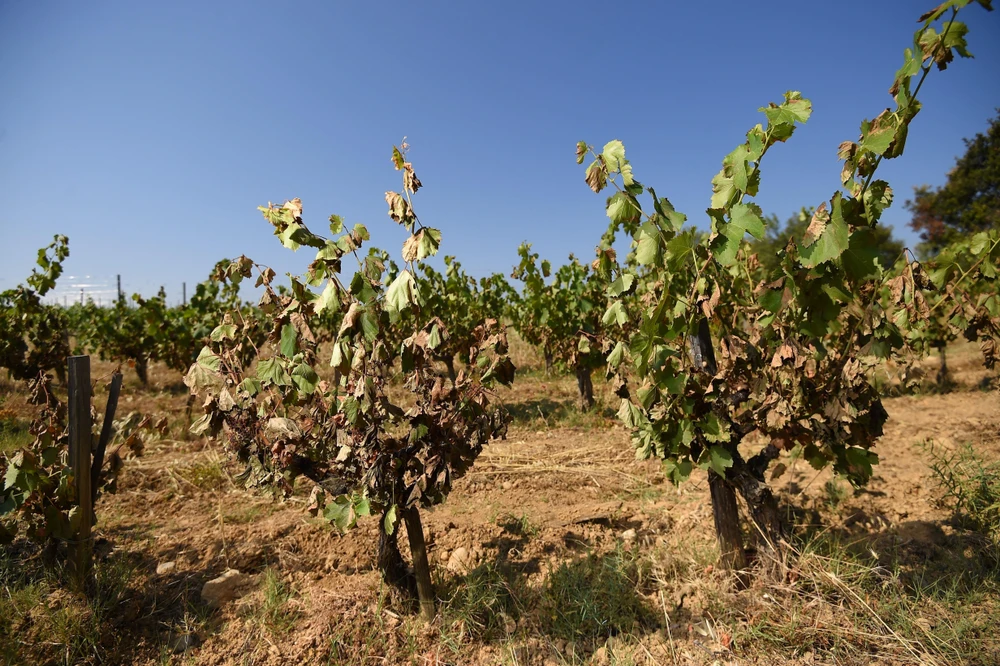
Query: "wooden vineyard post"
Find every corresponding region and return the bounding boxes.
[402,507,436,622]
[68,355,93,590]
[91,371,123,502]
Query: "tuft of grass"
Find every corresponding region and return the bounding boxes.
[439,560,525,644]
[927,441,1000,549]
[495,512,540,539]
[823,478,852,510]
[0,414,33,455]
[252,568,300,636]
[0,544,145,665]
[173,455,228,492]
[615,485,665,505]
[221,503,266,525]
[730,531,1000,665]
[537,547,656,645]
[324,587,421,666]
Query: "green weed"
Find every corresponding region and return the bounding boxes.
[538,547,655,645]
[440,559,526,644]
[252,568,300,635]
[0,415,32,455]
[823,478,852,510]
[495,512,540,539]
[173,456,228,492]
[0,544,144,665]
[927,441,1000,549]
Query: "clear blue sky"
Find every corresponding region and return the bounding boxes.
[1,1,998,305]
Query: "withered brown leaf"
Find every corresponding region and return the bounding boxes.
[801,203,830,248]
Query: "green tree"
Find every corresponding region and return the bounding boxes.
[906,110,1000,256]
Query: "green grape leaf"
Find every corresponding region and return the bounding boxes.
[350,272,377,304]
[275,222,302,250]
[427,324,442,350]
[700,413,731,443]
[799,194,849,268]
[602,140,626,172]
[238,377,262,397]
[256,357,292,387]
[602,301,627,327]
[617,399,645,428]
[184,347,224,390]
[340,396,360,424]
[710,203,766,266]
[210,324,237,342]
[4,465,21,492]
[353,494,371,518]
[607,341,626,368]
[844,447,875,481]
[360,310,379,342]
[194,346,221,371]
[383,504,398,534]
[385,270,417,314]
[760,91,812,126]
[316,280,340,314]
[664,459,693,485]
[402,228,442,262]
[842,227,883,282]
[860,112,898,155]
[419,227,442,259]
[607,273,636,298]
[663,372,687,395]
[291,363,319,394]
[280,323,298,357]
[707,445,734,477]
[969,233,989,256]
[324,495,356,532]
[607,193,640,225]
[635,222,661,266]
[730,203,765,240]
[710,170,737,210]
[329,214,344,234]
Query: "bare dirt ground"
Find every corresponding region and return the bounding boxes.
[3,348,999,665]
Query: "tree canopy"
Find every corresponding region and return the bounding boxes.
[906,110,1000,257]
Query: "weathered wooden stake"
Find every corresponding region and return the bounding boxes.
[402,506,436,622]
[68,355,93,590]
[91,372,123,501]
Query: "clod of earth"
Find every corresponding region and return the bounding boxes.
[446,546,475,574]
[200,568,251,609]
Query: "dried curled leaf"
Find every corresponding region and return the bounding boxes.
[801,203,829,248]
